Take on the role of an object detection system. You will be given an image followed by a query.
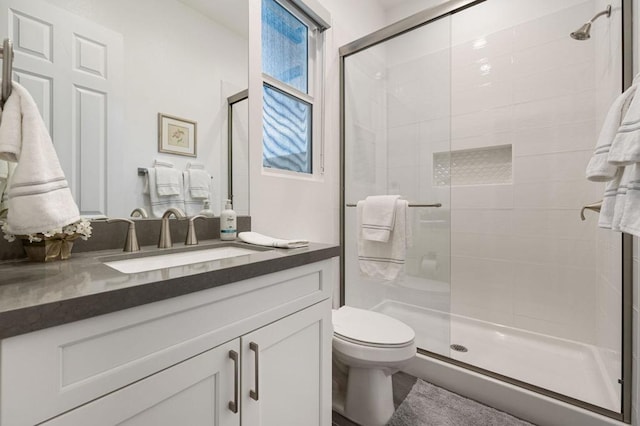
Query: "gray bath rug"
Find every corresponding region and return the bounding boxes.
[386,379,534,426]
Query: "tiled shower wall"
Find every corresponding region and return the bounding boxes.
[448,0,611,343]
[384,0,622,346]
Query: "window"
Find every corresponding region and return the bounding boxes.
[261,0,324,175]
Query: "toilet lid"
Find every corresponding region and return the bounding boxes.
[333,306,415,347]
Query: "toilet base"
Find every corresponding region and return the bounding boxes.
[345,367,395,426]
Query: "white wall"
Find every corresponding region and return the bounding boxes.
[44,0,248,217]
[383,0,447,24]
[247,0,386,244]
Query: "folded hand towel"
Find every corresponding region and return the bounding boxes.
[154,160,181,196]
[586,84,636,181]
[0,82,80,235]
[361,195,401,242]
[357,199,410,280]
[186,162,211,199]
[146,167,185,218]
[238,231,309,248]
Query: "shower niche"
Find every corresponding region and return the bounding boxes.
[433,145,512,186]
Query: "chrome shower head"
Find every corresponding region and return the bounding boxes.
[571,22,592,40]
[570,4,611,40]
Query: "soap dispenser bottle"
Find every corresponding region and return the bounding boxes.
[220,199,237,240]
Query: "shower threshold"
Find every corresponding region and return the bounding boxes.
[371,299,620,413]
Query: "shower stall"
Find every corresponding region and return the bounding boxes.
[339,0,632,422]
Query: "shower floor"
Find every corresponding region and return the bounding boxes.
[372,299,620,412]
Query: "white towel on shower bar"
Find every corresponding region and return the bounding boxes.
[0,82,80,235]
[357,199,410,280]
[360,195,401,242]
[586,84,636,181]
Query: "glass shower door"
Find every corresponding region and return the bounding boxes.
[341,0,627,417]
[343,15,453,357]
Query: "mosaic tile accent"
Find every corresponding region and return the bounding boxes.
[433,145,512,186]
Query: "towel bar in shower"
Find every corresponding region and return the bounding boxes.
[346,202,442,208]
[0,38,13,107]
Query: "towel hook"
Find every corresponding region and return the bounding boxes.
[0,38,13,108]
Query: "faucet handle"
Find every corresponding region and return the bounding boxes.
[185,215,207,245]
[162,207,186,219]
[106,218,140,252]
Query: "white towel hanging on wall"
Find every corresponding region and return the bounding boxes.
[0,82,80,235]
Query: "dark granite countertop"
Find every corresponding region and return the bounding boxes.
[0,240,340,340]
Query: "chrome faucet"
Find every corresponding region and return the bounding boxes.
[158,208,186,248]
[130,207,149,218]
[185,215,206,245]
[106,218,140,252]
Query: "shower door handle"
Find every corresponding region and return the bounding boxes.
[249,342,259,401]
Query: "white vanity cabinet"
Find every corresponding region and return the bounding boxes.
[241,301,332,426]
[0,258,336,426]
[42,339,242,426]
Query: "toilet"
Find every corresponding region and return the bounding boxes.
[332,306,416,426]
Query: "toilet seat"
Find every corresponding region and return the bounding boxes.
[333,333,413,348]
[332,306,415,348]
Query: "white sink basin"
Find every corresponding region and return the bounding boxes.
[104,246,264,274]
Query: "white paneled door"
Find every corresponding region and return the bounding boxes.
[0,0,123,216]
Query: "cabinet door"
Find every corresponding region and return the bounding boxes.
[241,300,332,426]
[42,339,241,426]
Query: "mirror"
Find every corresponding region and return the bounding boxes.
[0,0,248,218]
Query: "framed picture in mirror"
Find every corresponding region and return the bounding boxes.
[158,113,197,157]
